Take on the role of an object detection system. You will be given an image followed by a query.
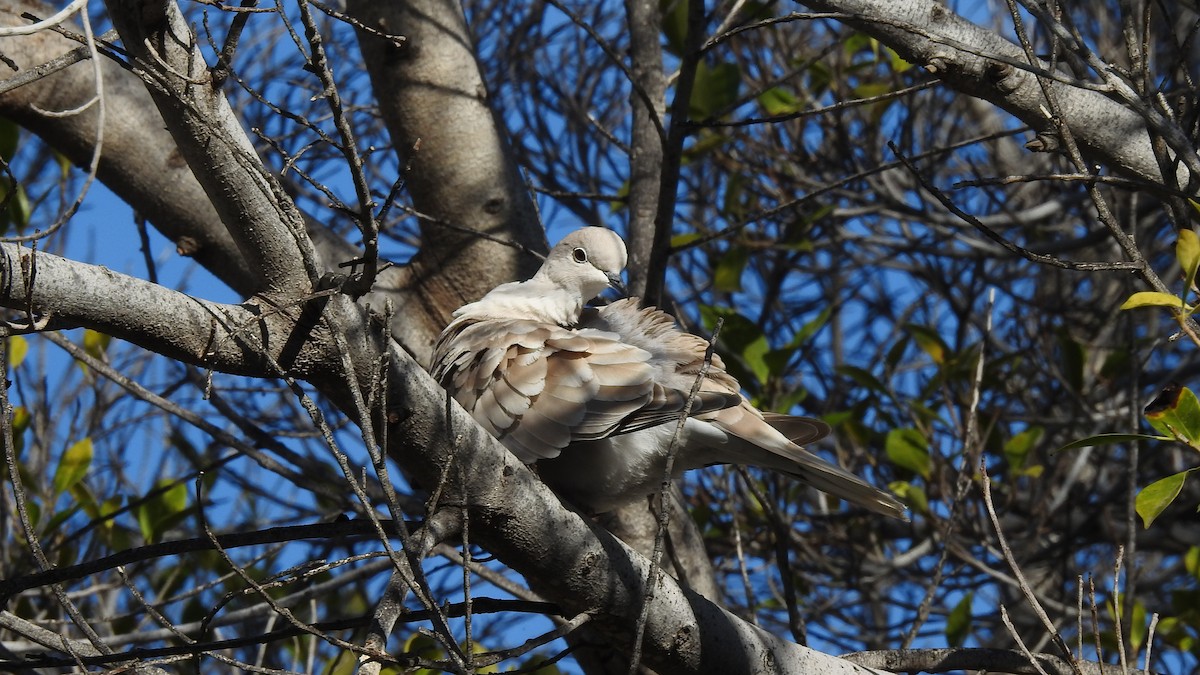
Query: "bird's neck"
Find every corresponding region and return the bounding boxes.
[454,277,584,326]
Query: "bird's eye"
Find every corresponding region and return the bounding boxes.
[572,247,588,263]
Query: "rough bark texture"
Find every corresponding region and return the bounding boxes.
[379,343,891,675]
[104,0,316,296]
[797,0,1196,194]
[0,242,355,380]
[0,0,258,295]
[622,0,667,303]
[348,0,546,364]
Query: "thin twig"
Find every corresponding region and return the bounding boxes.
[981,463,1085,675]
[1143,612,1158,675]
[904,288,996,646]
[1113,546,1129,674]
[1002,605,1054,675]
[626,318,723,674]
[890,142,1140,273]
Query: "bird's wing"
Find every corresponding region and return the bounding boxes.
[431,315,737,462]
[589,298,744,392]
[590,299,905,519]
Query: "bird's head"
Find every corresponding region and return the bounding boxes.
[539,227,628,302]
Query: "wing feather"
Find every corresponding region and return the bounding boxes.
[431,301,756,463]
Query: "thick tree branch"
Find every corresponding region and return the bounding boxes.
[842,648,1153,675]
[0,1,472,357]
[795,0,1196,196]
[105,0,317,296]
[622,0,666,303]
[0,0,258,295]
[379,342,892,675]
[0,243,329,377]
[347,0,545,363]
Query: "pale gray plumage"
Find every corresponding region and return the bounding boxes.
[431,227,907,518]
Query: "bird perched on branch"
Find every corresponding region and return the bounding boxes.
[431,227,906,518]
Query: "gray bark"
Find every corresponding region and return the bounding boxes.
[348,0,546,364]
[0,0,259,294]
[623,0,667,303]
[104,0,317,296]
[797,0,1198,194]
[0,242,347,379]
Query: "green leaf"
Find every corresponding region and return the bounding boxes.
[11,406,29,434]
[7,335,27,368]
[888,480,927,514]
[1055,433,1167,453]
[689,61,741,120]
[83,329,111,359]
[699,306,770,387]
[0,178,27,235]
[713,246,748,291]
[1130,600,1148,653]
[758,87,802,116]
[886,46,913,73]
[885,336,909,370]
[788,306,831,347]
[885,428,931,479]
[946,592,974,647]
[1057,332,1085,393]
[1136,469,1192,528]
[8,406,28,459]
[43,502,82,542]
[1179,230,1200,295]
[1099,348,1131,383]
[609,180,629,213]
[1120,291,1193,312]
[721,172,748,218]
[804,61,832,97]
[906,324,948,365]
[842,32,877,62]
[1144,385,1200,447]
[0,117,19,162]
[53,437,93,494]
[682,131,730,159]
[70,482,99,521]
[1185,546,1200,580]
[1004,426,1043,474]
[670,233,704,249]
[135,480,189,543]
[660,0,689,56]
[836,364,887,393]
[8,182,28,231]
[742,332,770,385]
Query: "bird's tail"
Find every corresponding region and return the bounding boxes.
[707,407,908,520]
[772,447,909,520]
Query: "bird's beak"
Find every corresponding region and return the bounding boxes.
[606,272,627,297]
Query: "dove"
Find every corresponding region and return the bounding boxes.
[430,227,906,518]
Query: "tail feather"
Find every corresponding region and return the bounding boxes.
[761,412,832,446]
[773,444,908,520]
[706,406,908,520]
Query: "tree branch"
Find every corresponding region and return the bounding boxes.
[379,342,893,675]
[0,243,327,377]
[0,0,259,294]
[622,0,666,302]
[795,0,1196,195]
[105,0,317,296]
[842,648,1154,675]
[347,0,546,363]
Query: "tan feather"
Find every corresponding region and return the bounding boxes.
[430,227,907,519]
